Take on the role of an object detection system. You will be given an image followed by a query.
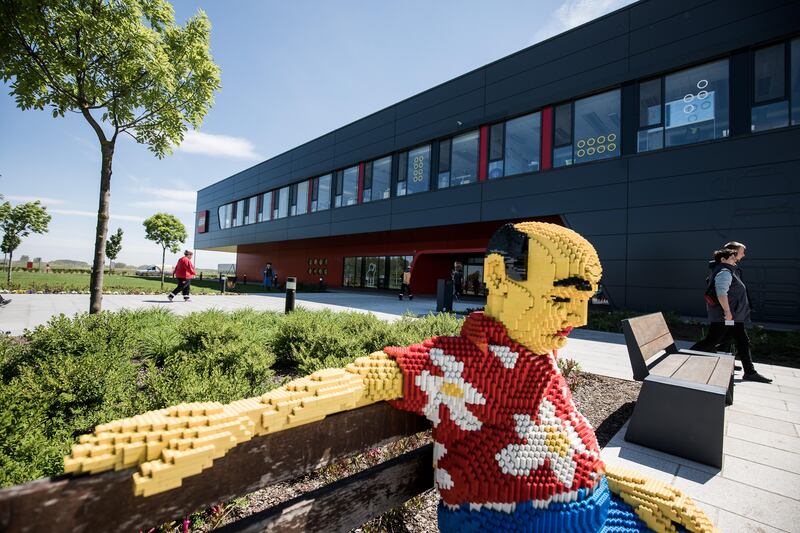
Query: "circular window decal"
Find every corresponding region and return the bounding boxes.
[577,139,586,148]
[587,147,596,155]
[597,145,606,153]
[597,135,606,144]
[697,79,709,89]
[684,104,696,114]
[607,143,617,152]
[323,258,328,265]
[697,90,708,99]
[688,114,698,122]
[587,137,596,146]
[323,268,328,275]
[307,268,313,274]
[701,101,712,110]
[683,93,694,103]
[576,149,586,157]
[608,133,617,142]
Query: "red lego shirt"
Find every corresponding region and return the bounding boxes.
[385,312,603,508]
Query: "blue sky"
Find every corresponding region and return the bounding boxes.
[0,0,634,268]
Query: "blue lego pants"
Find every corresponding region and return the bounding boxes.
[437,477,654,533]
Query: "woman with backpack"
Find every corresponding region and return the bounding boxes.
[691,248,772,383]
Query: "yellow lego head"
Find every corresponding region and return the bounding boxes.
[483,222,602,354]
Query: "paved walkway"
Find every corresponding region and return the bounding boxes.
[562,330,800,533]
[1,292,797,531]
[0,292,479,335]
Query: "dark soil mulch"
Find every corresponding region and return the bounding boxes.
[182,373,640,532]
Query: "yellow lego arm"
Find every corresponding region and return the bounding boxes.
[63,351,403,497]
[605,465,719,533]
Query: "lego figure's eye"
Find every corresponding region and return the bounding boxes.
[552,296,570,303]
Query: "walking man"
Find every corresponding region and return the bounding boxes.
[398,266,413,300]
[168,250,196,302]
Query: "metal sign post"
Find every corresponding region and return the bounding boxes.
[285,277,297,313]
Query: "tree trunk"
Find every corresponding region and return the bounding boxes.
[89,141,115,313]
[160,247,166,290]
[6,250,12,286]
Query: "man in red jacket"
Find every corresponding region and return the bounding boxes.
[168,250,196,302]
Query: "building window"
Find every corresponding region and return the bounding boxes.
[233,199,245,227]
[437,130,478,188]
[244,196,258,225]
[311,173,332,212]
[335,165,358,207]
[343,255,411,289]
[573,90,620,164]
[217,203,232,229]
[553,103,573,167]
[258,191,272,222]
[637,78,663,151]
[638,59,730,151]
[554,90,620,166]
[489,112,541,179]
[397,145,431,196]
[751,43,789,132]
[289,181,309,216]
[274,186,289,219]
[363,156,391,202]
[792,39,800,125]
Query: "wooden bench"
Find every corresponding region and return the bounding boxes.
[0,403,431,532]
[622,312,734,468]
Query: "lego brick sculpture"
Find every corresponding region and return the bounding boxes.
[65,222,717,532]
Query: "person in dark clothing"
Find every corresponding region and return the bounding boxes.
[263,263,274,289]
[691,248,772,383]
[452,264,464,301]
[715,241,750,361]
[398,266,413,300]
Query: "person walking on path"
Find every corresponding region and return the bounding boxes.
[398,266,413,300]
[452,263,464,301]
[691,248,772,383]
[263,263,273,289]
[168,250,196,302]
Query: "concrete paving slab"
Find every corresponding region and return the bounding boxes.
[721,455,800,499]
[713,508,788,533]
[673,464,800,532]
[726,410,800,436]
[726,423,800,454]
[723,436,800,475]
[728,402,800,424]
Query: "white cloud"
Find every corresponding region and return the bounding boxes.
[4,195,66,205]
[533,0,636,43]
[176,130,262,160]
[50,208,145,222]
[131,187,197,214]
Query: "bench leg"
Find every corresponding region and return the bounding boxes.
[625,379,726,468]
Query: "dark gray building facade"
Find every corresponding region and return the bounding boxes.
[195,0,800,323]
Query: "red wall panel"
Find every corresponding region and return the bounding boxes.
[236,216,562,292]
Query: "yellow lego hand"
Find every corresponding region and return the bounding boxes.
[63,351,403,497]
[605,465,719,533]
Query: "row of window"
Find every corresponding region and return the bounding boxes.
[218,37,800,230]
[343,255,413,290]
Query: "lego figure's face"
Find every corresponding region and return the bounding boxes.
[484,222,601,354]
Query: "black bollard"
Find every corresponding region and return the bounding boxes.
[285,276,297,313]
[219,275,226,294]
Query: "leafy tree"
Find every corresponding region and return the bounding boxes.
[143,213,186,289]
[1,0,221,313]
[0,201,51,285]
[18,254,30,265]
[105,228,123,270]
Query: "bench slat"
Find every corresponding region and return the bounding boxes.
[628,313,672,345]
[672,355,719,384]
[217,445,434,532]
[650,353,690,377]
[638,331,675,361]
[708,357,735,388]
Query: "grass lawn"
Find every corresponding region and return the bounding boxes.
[0,271,288,295]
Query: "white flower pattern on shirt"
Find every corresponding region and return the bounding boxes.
[415,348,486,431]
